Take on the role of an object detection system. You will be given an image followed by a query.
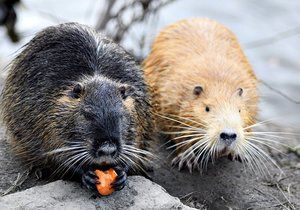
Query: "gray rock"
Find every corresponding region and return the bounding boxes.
[0,176,195,210]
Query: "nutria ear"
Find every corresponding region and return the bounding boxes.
[193,85,203,96]
[119,85,135,100]
[238,88,243,96]
[72,83,84,99]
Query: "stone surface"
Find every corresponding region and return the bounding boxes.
[0,176,195,210]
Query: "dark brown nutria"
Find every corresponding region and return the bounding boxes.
[0,22,153,193]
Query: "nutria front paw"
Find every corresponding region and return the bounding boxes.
[112,166,127,191]
[227,153,243,162]
[81,169,99,193]
[171,151,200,173]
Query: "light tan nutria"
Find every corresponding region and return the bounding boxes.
[143,18,260,172]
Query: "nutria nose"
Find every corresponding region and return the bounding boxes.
[96,143,117,157]
[220,131,237,145]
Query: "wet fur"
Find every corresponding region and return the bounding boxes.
[1,23,152,188]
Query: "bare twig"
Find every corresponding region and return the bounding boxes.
[1,169,30,196]
[259,80,300,104]
[95,0,116,31]
[254,188,290,210]
[276,183,295,210]
[95,0,176,43]
[245,26,300,49]
[179,191,197,199]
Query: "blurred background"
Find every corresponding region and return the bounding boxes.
[0,0,299,127]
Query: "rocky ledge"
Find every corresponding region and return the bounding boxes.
[0,176,195,210]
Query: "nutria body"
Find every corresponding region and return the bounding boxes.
[1,23,152,192]
[144,18,259,172]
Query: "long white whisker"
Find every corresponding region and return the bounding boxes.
[209,139,218,164]
[198,141,212,170]
[247,141,283,174]
[247,131,299,135]
[53,151,88,179]
[181,138,210,163]
[168,125,205,131]
[161,130,201,135]
[72,154,91,177]
[121,154,148,175]
[171,133,206,141]
[121,155,138,172]
[247,138,287,154]
[246,132,297,141]
[155,113,200,130]
[123,146,155,157]
[167,136,205,150]
[244,143,270,177]
[167,136,207,157]
[194,139,210,163]
[123,148,153,160]
[243,119,274,130]
[124,148,149,156]
[245,136,290,148]
[46,147,86,155]
[240,146,258,174]
[168,114,207,128]
[123,151,151,164]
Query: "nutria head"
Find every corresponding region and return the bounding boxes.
[161,56,259,171]
[55,75,137,169]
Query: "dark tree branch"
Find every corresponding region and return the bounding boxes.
[260,80,300,104]
[245,26,300,49]
[95,0,176,43]
[95,0,116,31]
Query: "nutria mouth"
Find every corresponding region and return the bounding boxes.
[89,160,118,171]
[227,153,242,162]
[217,148,242,162]
[219,147,228,156]
[92,157,118,166]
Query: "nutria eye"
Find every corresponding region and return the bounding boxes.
[119,85,135,100]
[238,88,243,96]
[205,106,210,112]
[193,86,203,96]
[83,110,94,121]
[72,84,84,99]
[119,86,126,99]
[239,109,241,113]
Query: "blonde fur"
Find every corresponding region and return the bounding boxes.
[143,18,259,171]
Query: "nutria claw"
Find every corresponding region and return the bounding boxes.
[112,166,127,191]
[82,169,99,192]
[227,153,243,163]
[171,152,199,173]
